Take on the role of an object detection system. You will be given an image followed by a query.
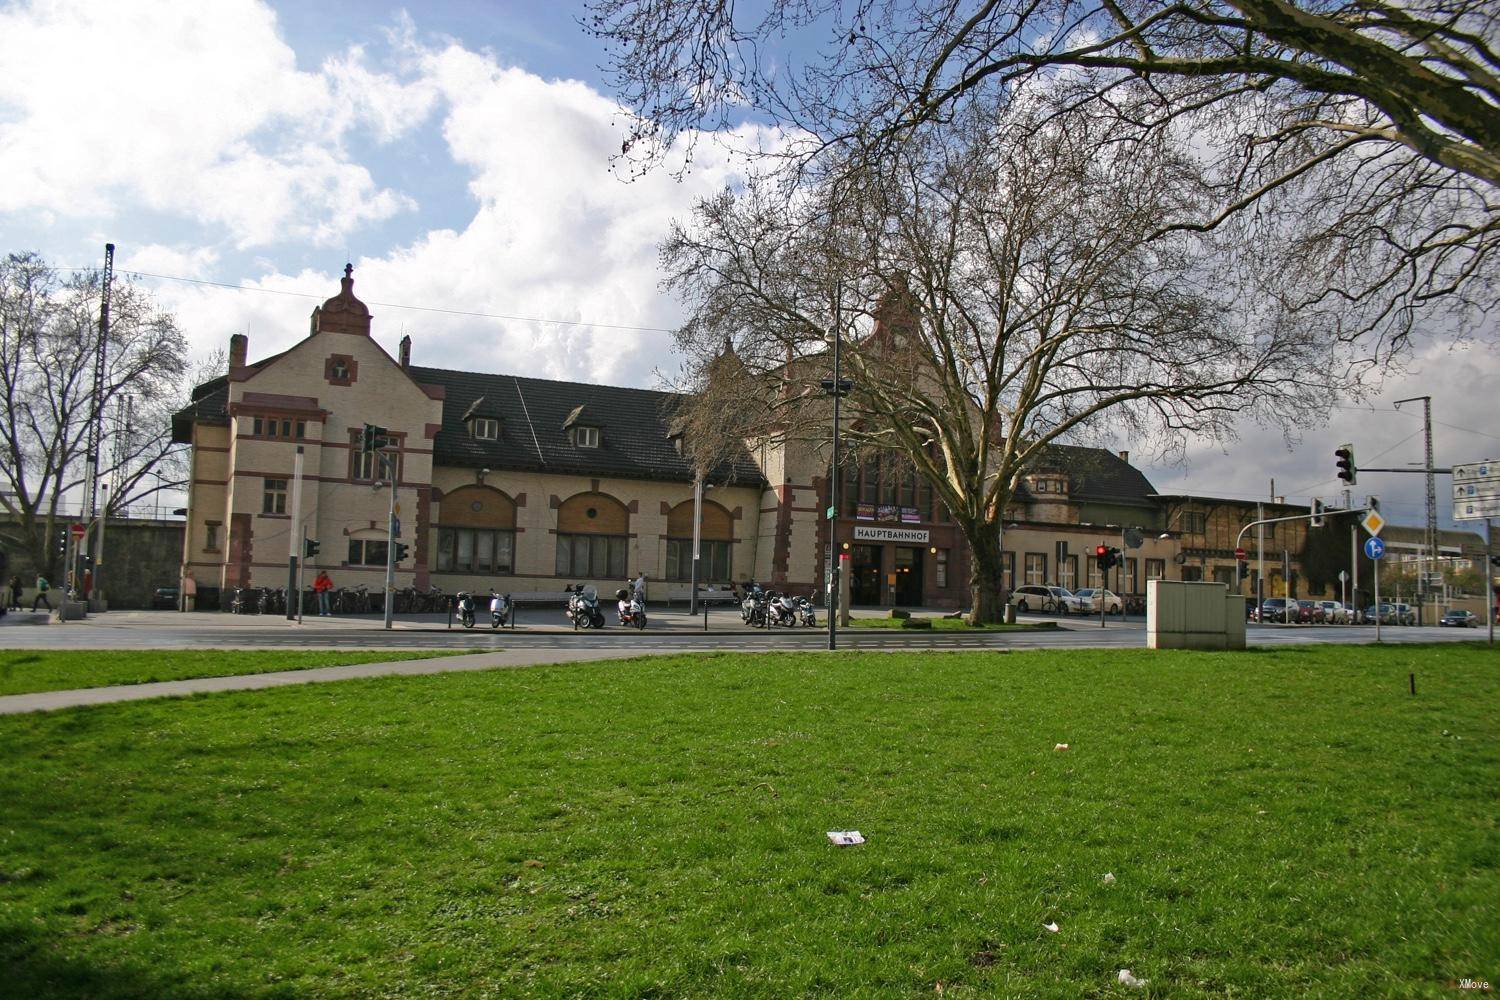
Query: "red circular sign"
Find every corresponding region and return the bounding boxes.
[70,523,87,539]
[1234,547,1247,560]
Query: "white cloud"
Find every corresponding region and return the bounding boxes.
[0,0,431,248]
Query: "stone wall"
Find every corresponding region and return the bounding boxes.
[1,517,185,609]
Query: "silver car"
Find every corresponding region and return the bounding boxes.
[1317,600,1350,624]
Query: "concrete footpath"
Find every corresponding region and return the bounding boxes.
[0,646,713,716]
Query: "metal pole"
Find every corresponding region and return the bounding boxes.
[287,446,304,621]
[1487,518,1494,647]
[81,244,113,607]
[1256,502,1264,617]
[383,451,397,630]
[92,482,108,609]
[1351,523,1359,620]
[689,474,702,616]
[1374,547,1382,642]
[828,294,843,652]
[297,524,307,624]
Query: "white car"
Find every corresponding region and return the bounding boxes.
[1316,600,1350,624]
[1008,585,1083,614]
[1073,588,1123,614]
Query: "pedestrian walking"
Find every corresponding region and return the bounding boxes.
[7,574,21,611]
[632,571,647,602]
[314,570,334,616]
[31,574,52,612]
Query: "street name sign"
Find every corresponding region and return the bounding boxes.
[1452,458,1500,520]
[1364,536,1385,560]
[1361,509,1386,536]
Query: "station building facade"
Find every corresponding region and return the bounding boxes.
[172,267,1234,609]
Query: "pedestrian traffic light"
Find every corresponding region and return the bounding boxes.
[1237,559,1249,584]
[393,542,410,563]
[303,538,320,558]
[1096,544,1118,571]
[1335,445,1356,485]
[1310,498,1325,528]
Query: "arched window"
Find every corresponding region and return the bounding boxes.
[435,486,517,575]
[664,499,733,582]
[555,492,629,579]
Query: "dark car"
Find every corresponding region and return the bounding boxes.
[1439,609,1478,628]
[151,586,179,610]
[1260,598,1292,622]
[1294,600,1319,623]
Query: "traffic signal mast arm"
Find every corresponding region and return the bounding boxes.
[1233,506,1374,553]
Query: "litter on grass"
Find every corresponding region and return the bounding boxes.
[1043,921,1060,933]
[1118,969,1149,988]
[827,830,865,846]
[1103,872,1116,885]
[1054,743,1070,751]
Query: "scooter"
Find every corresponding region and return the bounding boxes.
[767,591,798,627]
[565,584,605,630]
[456,591,476,629]
[795,595,817,627]
[740,583,767,626]
[489,591,510,628]
[615,588,648,630]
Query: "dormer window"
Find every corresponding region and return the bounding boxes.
[469,417,500,441]
[573,426,600,448]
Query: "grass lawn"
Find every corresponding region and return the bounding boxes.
[0,649,460,697]
[0,643,1495,998]
[848,616,1059,631]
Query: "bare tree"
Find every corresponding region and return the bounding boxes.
[0,253,189,579]
[588,0,1499,346]
[664,106,1373,622]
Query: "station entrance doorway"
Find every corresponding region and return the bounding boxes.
[894,547,924,606]
[850,544,883,605]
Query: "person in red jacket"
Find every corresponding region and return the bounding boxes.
[313,570,334,616]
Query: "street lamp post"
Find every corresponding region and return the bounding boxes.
[820,298,852,652]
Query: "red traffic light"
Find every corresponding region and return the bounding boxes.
[1095,544,1107,557]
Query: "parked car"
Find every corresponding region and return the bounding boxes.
[1295,600,1319,624]
[1008,585,1082,614]
[1390,602,1416,626]
[1259,598,1292,622]
[1439,608,1478,628]
[151,586,180,610]
[1316,600,1350,624]
[1050,587,1084,614]
[1365,603,1413,625]
[1073,588,1123,614]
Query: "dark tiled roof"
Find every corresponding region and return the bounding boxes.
[1016,445,1159,507]
[409,367,765,485]
[171,376,229,442]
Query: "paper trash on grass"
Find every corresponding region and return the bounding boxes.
[827,830,866,846]
[1118,969,1149,988]
[1054,743,1070,751]
[1103,872,1116,885]
[1043,921,1060,933]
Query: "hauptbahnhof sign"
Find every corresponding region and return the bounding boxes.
[853,525,931,544]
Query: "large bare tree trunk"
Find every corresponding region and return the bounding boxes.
[965,521,1006,626]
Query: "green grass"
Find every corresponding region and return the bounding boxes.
[0,649,460,696]
[0,643,1495,998]
[848,616,1058,631]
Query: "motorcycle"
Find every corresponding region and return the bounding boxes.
[766,591,798,628]
[456,591,476,629]
[615,588,648,630]
[489,591,510,629]
[740,583,767,627]
[565,584,605,630]
[795,595,817,627]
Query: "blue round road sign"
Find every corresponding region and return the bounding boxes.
[1364,536,1385,560]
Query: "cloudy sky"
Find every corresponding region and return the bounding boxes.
[2,0,1495,533]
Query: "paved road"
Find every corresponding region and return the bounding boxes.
[0,608,1486,652]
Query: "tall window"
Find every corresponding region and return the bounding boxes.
[1001,551,1014,591]
[665,539,732,582]
[556,534,626,578]
[1125,557,1138,594]
[204,522,220,551]
[348,539,388,566]
[1024,553,1047,585]
[436,528,514,574]
[1146,558,1166,581]
[1059,555,1078,590]
[262,478,287,515]
[1089,557,1105,589]
[354,448,396,482]
[1182,511,1208,534]
[935,549,949,589]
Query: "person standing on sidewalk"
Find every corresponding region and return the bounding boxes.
[314,570,334,616]
[31,574,52,611]
[7,574,22,611]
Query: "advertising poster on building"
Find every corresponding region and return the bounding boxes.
[856,503,875,520]
[877,505,898,521]
[900,507,921,523]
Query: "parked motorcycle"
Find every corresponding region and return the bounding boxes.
[767,590,798,628]
[566,584,605,630]
[740,583,767,627]
[615,588,648,630]
[456,591,476,629]
[489,591,510,629]
[795,595,817,627]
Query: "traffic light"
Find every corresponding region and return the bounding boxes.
[303,538,321,558]
[361,423,388,453]
[1489,554,1500,569]
[1237,559,1250,584]
[1335,444,1356,485]
[1310,498,1325,528]
[393,542,410,563]
[56,528,67,555]
[1367,495,1380,513]
[1095,544,1111,571]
